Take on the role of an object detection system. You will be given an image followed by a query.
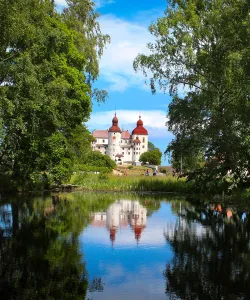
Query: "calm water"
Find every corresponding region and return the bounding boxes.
[0,193,250,299]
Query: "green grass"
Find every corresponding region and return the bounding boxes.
[70,173,192,193]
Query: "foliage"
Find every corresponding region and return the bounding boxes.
[0,0,109,189]
[148,141,156,151]
[171,151,205,175]
[70,173,191,193]
[134,0,250,192]
[81,151,116,170]
[159,166,173,176]
[139,148,162,165]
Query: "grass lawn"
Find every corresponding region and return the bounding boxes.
[70,172,191,193]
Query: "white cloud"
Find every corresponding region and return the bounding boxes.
[98,15,154,92]
[53,4,156,92]
[95,0,115,8]
[87,110,172,139]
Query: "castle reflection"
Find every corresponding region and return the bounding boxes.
[91,200,147,245]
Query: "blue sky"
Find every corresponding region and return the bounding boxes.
[56,0,174,164]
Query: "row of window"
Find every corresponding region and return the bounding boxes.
[94,140,146,146]
[94,136,146,142]
[98,146,144,152]
[112,152,140,156]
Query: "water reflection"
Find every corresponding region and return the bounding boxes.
[164,202,250,299]
[83,198,176,300]
[0,194,250,299]
[91,200,147,245]
[0,193,115,299]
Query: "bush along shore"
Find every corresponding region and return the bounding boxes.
[69,172,192,193]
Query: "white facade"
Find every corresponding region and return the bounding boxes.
[92,114,149,164]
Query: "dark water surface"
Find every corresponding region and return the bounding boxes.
[0,193,250,299]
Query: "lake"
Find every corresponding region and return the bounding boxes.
[0,192,249,299]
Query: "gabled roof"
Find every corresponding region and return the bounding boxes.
[121,131,130,139]
[92,130,108,138]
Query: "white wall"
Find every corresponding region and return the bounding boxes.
[92,133,148,164]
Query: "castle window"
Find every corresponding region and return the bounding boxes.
[122,148,124,150]
[136,152,138,154]
[142,145,145,148]
[122,152,124,155]
[98,147,100,149]
[128,152,130,155]
[143,137,145,143]
[134,152,135,155]
[103,139,105,143]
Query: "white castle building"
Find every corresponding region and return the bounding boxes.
[91,114,149,164]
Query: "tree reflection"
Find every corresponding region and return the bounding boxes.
[0,194,115,299]
[164,201,250,299]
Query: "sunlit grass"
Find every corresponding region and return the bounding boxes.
[70,173,192,193]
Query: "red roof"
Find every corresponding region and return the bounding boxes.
[109,114,121,133]
[92,130,108,138]
[121,131,130,139]
[133,136,141,144]
[132,116,148,135]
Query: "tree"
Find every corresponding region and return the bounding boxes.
[139,148,162,165]
[171,150,205,175]
[148,141,156,151]
[0,0,109,189]
[134,0,250,191]
[83,151,116,170]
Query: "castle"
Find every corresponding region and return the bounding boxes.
[91,114,149,164]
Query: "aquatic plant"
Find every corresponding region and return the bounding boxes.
[70,173,191,193]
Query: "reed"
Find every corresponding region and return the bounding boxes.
[70,173,192,193]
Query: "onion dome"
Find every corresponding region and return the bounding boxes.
[133,136,141,144]
[109,113,121,133]
[132,116,148,135]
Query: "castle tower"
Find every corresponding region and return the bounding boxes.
[132,116,148,162]
[107,113,122,161]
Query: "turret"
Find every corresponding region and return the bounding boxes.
[107,113,122,162]
[132,116,148,162]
